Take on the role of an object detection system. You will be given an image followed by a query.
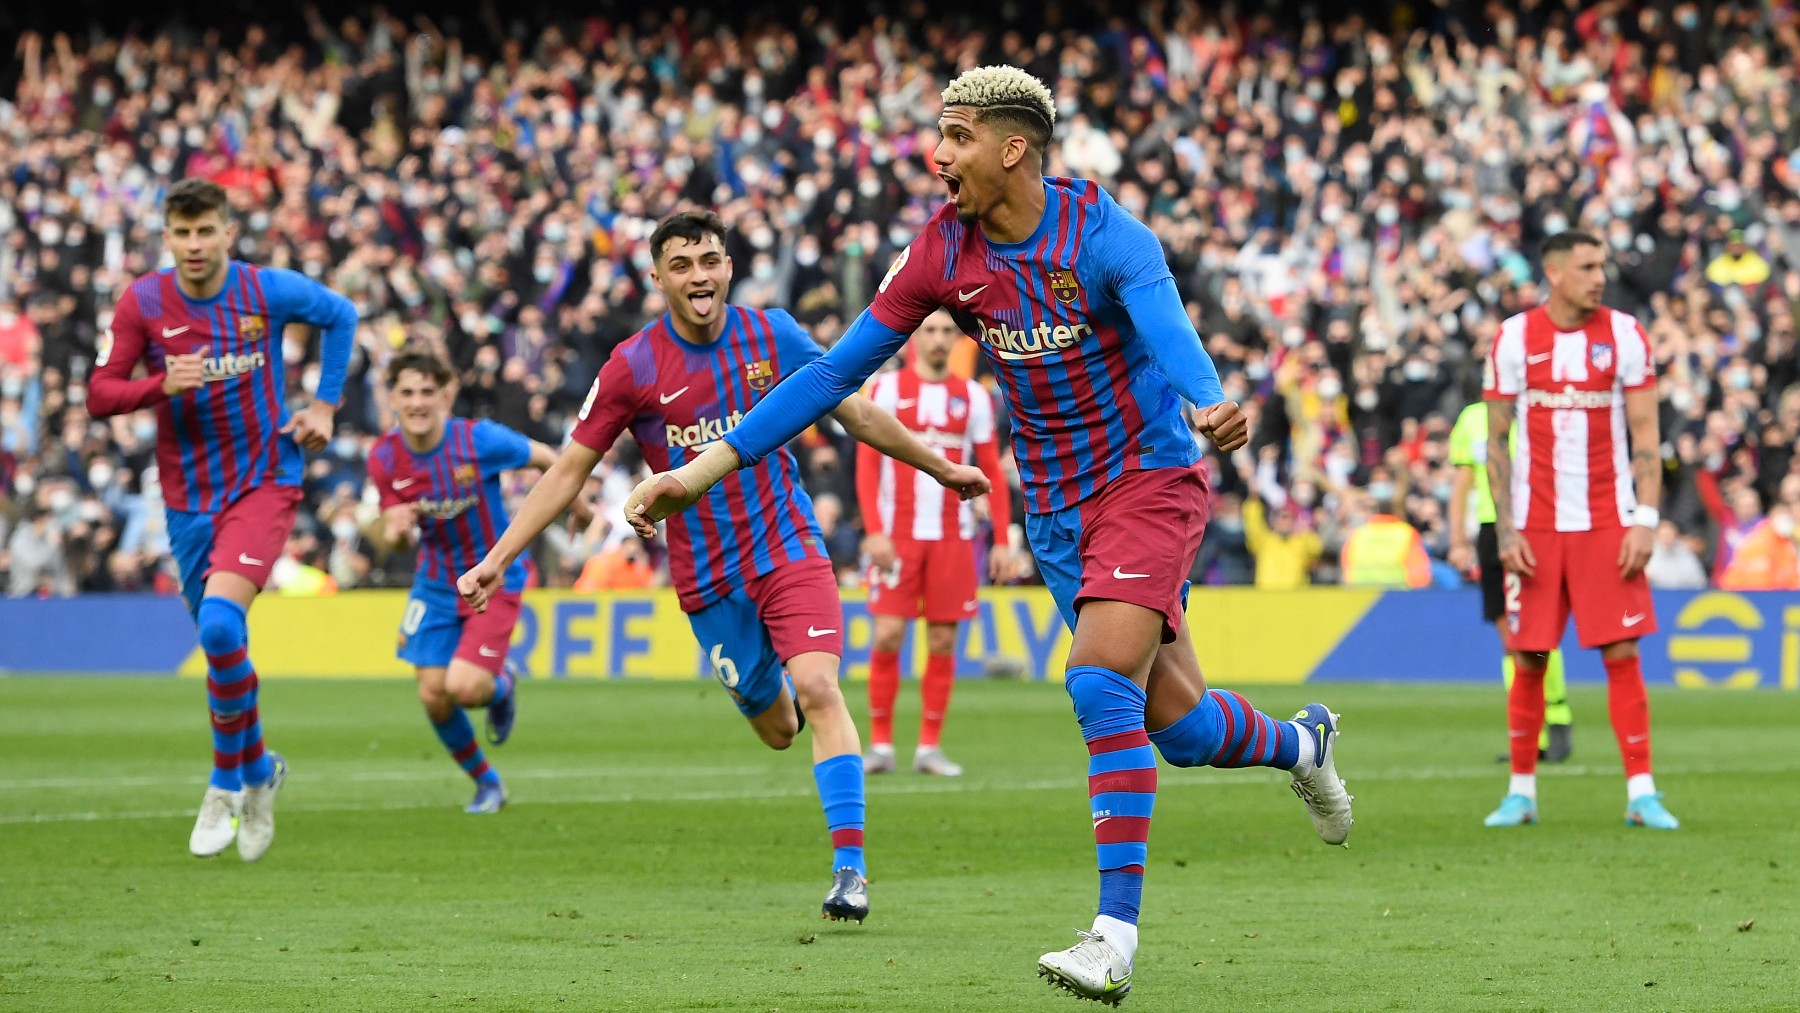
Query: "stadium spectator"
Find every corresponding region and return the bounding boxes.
[5,2,1800,599]
[1339,496,1433,589]
[1644,519,1711,590]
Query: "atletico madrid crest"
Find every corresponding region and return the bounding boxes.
[745,359,774,391]
[1048,268,1081,305]
[453,463,478,487]
[1590,343,1613,371]
[239,315,268,342]
[948,397,968,420]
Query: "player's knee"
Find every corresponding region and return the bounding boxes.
[416,678,450,714]
[757,722,797,751]
[445,670,487,706]
[790,670,842,712]
[196,597,247,656]
[872,629,906,654]
[925,627,957,657]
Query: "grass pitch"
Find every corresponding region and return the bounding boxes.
[0,677,1794,1012]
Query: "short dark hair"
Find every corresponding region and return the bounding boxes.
[1540,229,1603,260]
[974,106,1052,156]
[386,350,455,388]
[163,179,229,221]
[648,209,728,264]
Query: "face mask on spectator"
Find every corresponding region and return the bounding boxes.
[1728,368,1753,390]
[249,212,270,232]
[1543,214,1568,235]
[1419,240,1439,261]
[1404,360,1431,382]
[544,222,568,243]
[1282,326,1307,347]
[39,223,64,246]
[1367,481,1396,502]
[1441,190,1473,210]
[888,227,911,247]
[2,376,22,398]
[1670,387,1694,412]
[1610,231,1632,250]
[15,474,35,497]
[302,261,324,278]
[1317,377,1342,399]
[534,263,556,283]
[1356,389,1380,410]
[1774,513,1796,538]
[752,260,776,282]
[1293,105,1316,125]
[1677,10,1699,28]
[50,488,75,512]
[1245,361,1270,381]
[858,178,881,199]
[1306,81,1326,101]
[1376,206,1399,226]
[795,245,820,267]
[1422,162,1445,182]
[750,227,774,249]
[632,248,654,271]
[332,520,358,542]
[89,464,113,489]
[133,419,155,441]
[1320,204,1343,224]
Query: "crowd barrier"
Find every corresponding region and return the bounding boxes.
[1,588,1797,689]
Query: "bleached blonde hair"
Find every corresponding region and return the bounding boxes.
[941,65,1056,142]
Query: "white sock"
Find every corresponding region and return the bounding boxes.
[1288,721,1316,774]
[1627,773,1657,801]
[1092,915,1138,965]
[1508,774,1538,800]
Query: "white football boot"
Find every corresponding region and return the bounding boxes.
[236,752,287,862]
[1037,929,1132,1005]
[862,744,897,774]
[1289,704,1354,845]
[188,786,240,857]
[912,745,964,777]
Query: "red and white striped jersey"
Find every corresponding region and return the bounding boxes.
[1483,304,1655,532]
[860,368,997,541]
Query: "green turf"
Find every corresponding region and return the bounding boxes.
[0,678,1794,1012]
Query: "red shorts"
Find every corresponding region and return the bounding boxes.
[739,556,844,660]
[867,537,979,623]
[1025,464,1209,644]
[208,483,303,589]
[455,590,523,674]
[1507,527,1657,652]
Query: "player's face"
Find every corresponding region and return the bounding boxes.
[651,234,732,332]
[935,108,1007,226]
[390,369,450,439]
[164,210,235,289]
[912,310,961,373]
[1545,243,1607,314]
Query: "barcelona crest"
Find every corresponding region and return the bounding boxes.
[1590,343,1613,371]
[745,359,775,392]
[1048,268,1081,305]
[239,314,268,342]
[453,463,478,487]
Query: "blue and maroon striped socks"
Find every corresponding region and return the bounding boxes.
[1067,665,1156,943]
[432,709,500,784]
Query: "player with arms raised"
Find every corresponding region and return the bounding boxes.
[88,179,356,861]
[858,309,1021,777]
[368,352,570,814]
[624,68,1353,1004]
[459,210,987,922]
[1482,230,1679,831]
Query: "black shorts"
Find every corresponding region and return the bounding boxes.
[1477,522,1504,623]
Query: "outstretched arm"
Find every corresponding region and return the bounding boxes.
[830,393,988,498]
[459,441,602,611]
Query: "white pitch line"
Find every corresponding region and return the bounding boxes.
[0,760,1787,826]
[0,765,775,792]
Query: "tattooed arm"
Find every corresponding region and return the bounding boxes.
[1619,386,1661,579]
[1485,397,1536,577]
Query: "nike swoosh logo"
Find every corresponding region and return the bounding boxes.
[392,477,416,489]
[807,626,837,638]
[237,553,265,567]
[1527,353,1552,364]
[1622,613,1646,627]
[958,285,988,301]
[963,600,979,611]
[478,646,502,658]
[162,326,190,338]
[991,348,1060,362]
[1626,734,1648,744]
[1092,817,1112,828]
[895,398,917,409]
[660,387,689,404]
[1112,567,1149,579]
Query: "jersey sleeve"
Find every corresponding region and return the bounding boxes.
[366,443,406,510]
[1447,406,1478,468]
[867,232,948,335]
[1091,208,1226,407]
[568,346,642,454]
[1091,204,1176,297]
[260,267,358,405]
[472,419,533,474]
[1614,312,1656,390]
[86,286,168,417]
[765,308,825,378]
[1484,315,1526,398]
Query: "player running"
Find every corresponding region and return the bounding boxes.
[458,210,988,922]
[368,352,568,814]
[1447,398,1573,763]
[623,67,1352,1004]
[1482,230,1678,831]
[858,309,1021,777]
[88,178,356,861]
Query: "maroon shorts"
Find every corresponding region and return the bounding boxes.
[1507,527,1657,652]
[738,556,845,660]
[1026,465,1209,643]
[208,483,304,589]
[867,537,980,623]
[454,590,523,674]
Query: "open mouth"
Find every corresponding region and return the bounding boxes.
[687,290,717,317]
[940,173,962,201]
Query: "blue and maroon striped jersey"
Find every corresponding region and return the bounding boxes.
[368,418,533,593]
[571,306,827,612]
[866,178,1202,513]
[89,262,357,514]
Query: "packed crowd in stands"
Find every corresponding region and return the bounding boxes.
[4,0,1800,599]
